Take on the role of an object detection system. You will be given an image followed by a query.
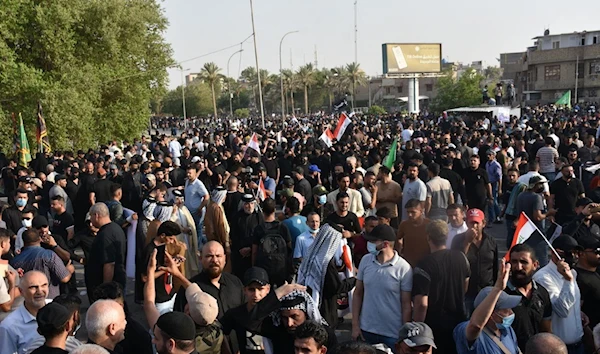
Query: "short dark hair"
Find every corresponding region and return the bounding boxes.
[376,207,392,219]
[509,243,538,262]
[93,281,125,303]
[110,183,122,197]
[53,293,82,315]
[447,204,463,212]
[287,197,301,214]
[159,329,195,353]
[406,162,418,169]
[470,154,480,160]
[428,162,440,176]
[337,172,350,181]
[561,164,573,171]
[364,215,378,223]
[22,229,40,245]
[261,198,276,215]
[379,165,391,175]
[405,198,422,209]
[186,165,199,172]
[51,195,65,204]
[294,320,328,348]
[0,228,14,242]
[337,341,377,354]
[364,171,376,178]
[336,191,350,201]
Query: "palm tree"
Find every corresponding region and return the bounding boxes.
[321,69,337,109]
[240,66,257,108]
[200,62,223,118]
[281,69,296,114]
[345,62,367,110]
[296,63,317,114]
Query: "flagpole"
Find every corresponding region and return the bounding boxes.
[520,212,561,259]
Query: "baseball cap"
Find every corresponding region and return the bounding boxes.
[309,165,321,173]
[191,156,201,163]
[18,176,32,183]
[278,188,294,198]
[578,235,600,250]
[243,267,269,286]
[364,224,396,242]
[156,312,196,340]
[466,209,485,224]
[398,322,437,349]
[312,185,328,196]
[55,174,67,181]
[32,215,49,229]
[528,175,548,189]
[552,235,583,252]
[185,284,218,326]
[37,303,72,334]
[486,149,496,156]
[474,287,521,310]
[109,164,118,171]
[31,178,42,189]
[576,197,593,208]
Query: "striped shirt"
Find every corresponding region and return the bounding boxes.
[10,246,70,299]
[536,146,559,174]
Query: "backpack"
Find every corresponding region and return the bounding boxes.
[255,222,289,276]
[194,323,224,354]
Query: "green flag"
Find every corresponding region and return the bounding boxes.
[16,113,31,167]
[555,91,571,108]
[383,138,397,169]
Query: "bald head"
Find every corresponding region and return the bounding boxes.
[89,203,110,228]
[525,333,567,354]
[201,241,225,279]
[86,299,127,346]
[20,271,48,310]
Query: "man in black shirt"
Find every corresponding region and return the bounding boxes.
[505,243,552,351]
[223,176,244,222]
[325,192,361,239]
[230,194,264,279]
[575,236,600,329]
[85,203,127,302]
[413,220,470,354]
[50,196,75,244]
[463,155,492,212]
[30,302,72,354]
[439,158,466,205]
[293,167,313,203]
[550,165,585,225]
[90,167,113,204]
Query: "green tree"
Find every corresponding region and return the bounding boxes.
[234,108,250,118]
[431,69,484,112]
[162,82,212,117]
[281,69,296,114]
[368,105,387,115]
[200,62,223,118]
[296,64,317,114]
[345,62,367,110]
[0,0,173,151]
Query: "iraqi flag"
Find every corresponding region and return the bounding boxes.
[257,178,267,201]
[504,212,542,261]
[333,112,352,141]
[247,133,261,155]
[319,128,334,147]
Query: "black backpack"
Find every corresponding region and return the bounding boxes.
[255,223,289,275]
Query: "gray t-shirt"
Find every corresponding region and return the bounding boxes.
[402,178,427,220]
[357,252,413,339]
[517,191,544,229]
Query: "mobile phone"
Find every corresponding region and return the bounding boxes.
[392,46,408,70]
[590,206,600,214]
[155,245,166,270]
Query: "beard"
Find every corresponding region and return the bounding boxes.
[511,271,533,288]
[205,263,223,279]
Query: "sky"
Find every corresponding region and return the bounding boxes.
[163,0,600,89]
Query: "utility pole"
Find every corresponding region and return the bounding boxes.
[249,0,265,128]
[575,55,579,106]
[279,31,299,122]
[354,0,358,63]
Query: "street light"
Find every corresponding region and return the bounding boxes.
[279,30,299,121]
[179,67,191,131]
[227,49,244,118]
[249,0,265,128]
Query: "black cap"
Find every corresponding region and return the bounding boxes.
[156,312,196,341]
[552,235,582,252]
[18,176,31,183]
[243,267,269,286]
[32,215,49,229]
[364,224,396,242]
[55,174,67,181]
[257,163,267,172]
[578,235,600,250]
[576,197,593,208]
[37,303,71,334]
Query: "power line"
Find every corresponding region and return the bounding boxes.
[178,34,254,65]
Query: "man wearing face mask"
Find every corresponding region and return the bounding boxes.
[454,261,521,354]
[505,244,553,351]
[549,165,585,225]
[3,189,35,235]
[533,235,584,354]
[302,185,330,221]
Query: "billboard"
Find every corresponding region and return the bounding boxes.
[382,43,442,74]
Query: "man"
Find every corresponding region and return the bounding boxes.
[533,235,584,353]
[50,196,75,244]
[325,192,362,240]
[486,150,502,224]
[252,198,293,287]
[89,168,113,204]
[395,322,437,354]
[537,137,559,181]
[223,176,243,222]
[452,209,499,315]
[301,185,329,220]
[574,236,600,329]
[0,271,48,354]
[169,158,186,188]
[306,165,322,188]
[425,163,454,221]
[294,167,313,203]
[359,171,378,217]
[525,333,568,354]
[108,165,123,185]
[104,184,137,229]
[3,188,34,234]
[412,220,470,354]
[174,241,245,317]
[447,204,468,248]
[29,302,74,354]
[549,165,585,225]
[577,135,599,164]
[11,229,74,299]
[49,175,73,215]
[375,166,402,227]
[517,175,555,266]
[283,197,310,247]
[152,312,197,354]
[353,216,378,267]
[402,163,427,221]
[326,173,365,218]
[85,300,127,354]
[464,155,492,213]
[352,224,412,349]
[185,165,210,244]
[255,165,276,199]
[0,229,18,320]
[562,198,600,241]
[518,161,549,196]
[293,321,329,354]
[503,167,527,248]
[440,158,466,205]
[85,203,127,302]
[397,199,431,267]
[230,194,264,279]
[453,262,521,354]
[142,221,182,314]
[506,243,553,351]
[294,212,321,262]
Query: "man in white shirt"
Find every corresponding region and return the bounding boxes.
[168,137,182,159]
[518,161,549,195]
[532,235,584,352]
[446,204,468,248]
[293,212,321,261]
[327,172,365,218]
[0,271,48,354]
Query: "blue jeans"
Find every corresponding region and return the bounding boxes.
[542,172,556,182]
[362,330,398,353]
[192,208,207,247]
[487,182,501,221]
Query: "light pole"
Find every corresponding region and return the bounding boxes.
[179,67,191,130]
[249,0,265,128]
[279,30,299,121]
[227,49,244,118]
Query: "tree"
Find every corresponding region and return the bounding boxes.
[296,64,317,114]
[0,0,173,151]
[200,62,222,118]
[234,108,250,118]
[345,62,367,110]
[281,69,296,114]
[431,68,484,112]
[162,82,213,117]
[368,105,387,115]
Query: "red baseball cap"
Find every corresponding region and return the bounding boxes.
[466,209,485,223]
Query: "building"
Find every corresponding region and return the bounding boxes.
[501,29,600,104]
[185,73,199,85]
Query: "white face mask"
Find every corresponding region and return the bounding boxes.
[22,219,32,228]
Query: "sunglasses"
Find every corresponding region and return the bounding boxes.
[584,248,600,255]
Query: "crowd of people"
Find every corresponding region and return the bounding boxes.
[0,103,600,354]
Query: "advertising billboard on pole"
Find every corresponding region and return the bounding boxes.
[382,43,442,74]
